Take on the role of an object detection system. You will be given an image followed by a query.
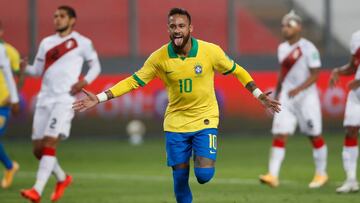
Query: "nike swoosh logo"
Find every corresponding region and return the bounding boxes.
[165,71,173,74]
[210,150,216,154]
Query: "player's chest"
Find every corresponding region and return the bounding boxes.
[44,38,82,61]
[162,58,212,82]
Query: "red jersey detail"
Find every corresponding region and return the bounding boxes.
[353,48,360,68]
[44,38,78,73]
[280,46,303,79]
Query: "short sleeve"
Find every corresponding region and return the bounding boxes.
[212,45,236,75]
[305,43,321,68]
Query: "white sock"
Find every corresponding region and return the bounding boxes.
[343,146,358,181]
[34,155,56,194]
[312,145,327,176]
[52,159,66,182]
[269,147,285,177]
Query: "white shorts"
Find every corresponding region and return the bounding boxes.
[343,91,360,127]
[271,90,322,136]
[32,103,74,140]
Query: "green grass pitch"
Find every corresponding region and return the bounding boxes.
[0,133,359,202]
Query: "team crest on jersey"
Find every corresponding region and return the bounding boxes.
[194,64,202,75]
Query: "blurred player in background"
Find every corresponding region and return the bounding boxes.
[259,11,328,188]
[0,21,20,189]
[329,30,360,193]
[0,21,24,89]
[20,5,101,202]
[73,8,280,203]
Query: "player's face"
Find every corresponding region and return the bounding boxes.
[53,9,75,33]
[168,14,193,49]
[281,19,301,40]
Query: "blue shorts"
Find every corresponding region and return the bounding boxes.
[165,128,218,166]
[0,107,10,136]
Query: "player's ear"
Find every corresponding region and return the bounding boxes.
[70,18,76,27]
[189,24,193,33]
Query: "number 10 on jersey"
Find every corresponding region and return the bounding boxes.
[179,79,192,93]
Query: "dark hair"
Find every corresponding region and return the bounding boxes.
[168,8,191,24]
[58,5,77,18]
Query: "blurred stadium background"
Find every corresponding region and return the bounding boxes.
[1,0,360,202]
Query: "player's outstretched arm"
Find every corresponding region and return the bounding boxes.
[245,81,281,114]
[72,89,113,112]
[329,56,357,88]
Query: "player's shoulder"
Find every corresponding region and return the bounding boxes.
[197,39,221,51]
[299,38,318,52]
[71,31,93,45]
[278,41,288,51]
[351,30,360,42]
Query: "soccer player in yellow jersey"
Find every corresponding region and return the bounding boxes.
[0,20,20,189]
[73,8,281,203]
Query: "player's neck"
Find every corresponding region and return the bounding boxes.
[287,35,301,45]
[58,29,73,38]
[174,39,192,57]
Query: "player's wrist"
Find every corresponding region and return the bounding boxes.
[252,88,263,99]
[96,92,108,103]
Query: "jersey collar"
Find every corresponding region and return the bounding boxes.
[168,37,198,59]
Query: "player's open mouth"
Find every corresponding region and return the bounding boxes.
[173,36,183,46]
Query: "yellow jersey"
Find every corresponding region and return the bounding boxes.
[110,38,253,132]
[0,42,20,105]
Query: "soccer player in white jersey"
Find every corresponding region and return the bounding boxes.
[259,11,328,188]
[329,30,360,193]
[20,5,101,202]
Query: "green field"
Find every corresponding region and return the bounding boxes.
[0,133,359,203]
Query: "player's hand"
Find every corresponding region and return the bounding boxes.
[70,80,88,96]
[19,57,28,74]
[72,89,99,112]
[329,68,339,88]
[288,88,301,98]
[259,92,281,114]
[348,79,360,90]
[10,102,20,116]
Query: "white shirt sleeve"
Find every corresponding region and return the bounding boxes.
[0,47,19,103]
[350,32,360,55]
[26,41,45,76]
[82,40,101,84]
[305,43,321,69]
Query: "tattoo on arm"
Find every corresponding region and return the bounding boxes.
[105,90,114,100]
[245,81,257,93]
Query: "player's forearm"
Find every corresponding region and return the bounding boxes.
[109,75,141,97]
[295,71,319,92]
[334,63,356,76]
[84,59,101,84]
[95,76,140,103]
[233,64,254,86]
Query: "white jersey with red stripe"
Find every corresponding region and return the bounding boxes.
[350,30,360,82]
[27,31,101,106]
[278,38,321,93]
[343,30,360,127]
